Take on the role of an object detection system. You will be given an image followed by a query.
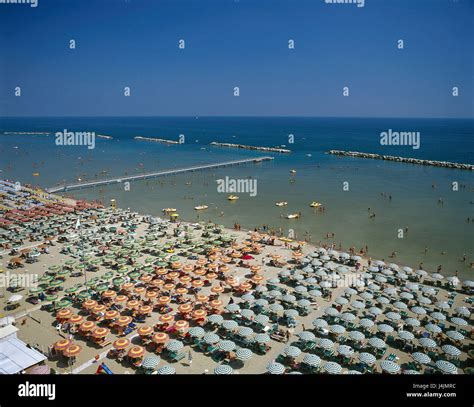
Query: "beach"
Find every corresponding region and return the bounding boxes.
[0,181,472,375]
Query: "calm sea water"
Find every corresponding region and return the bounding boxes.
[0,116,473,279]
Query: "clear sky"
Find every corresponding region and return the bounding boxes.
[0,0,472,118]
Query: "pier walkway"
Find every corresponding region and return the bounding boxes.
[46,156,274,193]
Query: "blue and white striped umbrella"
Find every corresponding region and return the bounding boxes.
[430,312,446,322]
[279,271,291,278]
[312,318,328,328]
[303,266,314,273]
[330,324,346,334]
[337,345,354,356]
[345,288,357,296]
[268,290,283,298]
[351,300,366,309]
[347,370,362,375]
[325,307,340,317]
[284,345,302,358]
[393,301,408,310]
[156,365,176,375]
[241,294,255,302]
[255,286,267,293]
[318,338,334,350]
[236,348,253,361]
[281,294,296,303]
[377,323,394,334]
[203,333,220,344]
[254,333,270,343]
[240,309,255,319]
[454,306,470,317]
[294,285,307,293]
[380,360,400,374]
[297,299,311,308]
[375,276,387,284]
[446,330,464,341]
[221,320,238,330]
[254,314,269,325]
[369,307,383,315]
[188,327,206,338]
[348,331,365,342]
[254,299,268,307]
[415,269,428,277]
[422,286,437,295]
[425,323,442,334]
[368,283,380,291]
[360,292,374,300]
[406,283,419,291]
[411,352,431,364]
[431,273,444,281]
[405,318,421,327]
[308,289,322,297]
[315,270,327,278]
[298,331,316,342]
[418,337,437,349]
[398,331,415,341]
[377,296,390,305]
[435,360,458,374]
[450,317,468,327]
[404,370,421,375]
[293,274,305,282]
[385,312,401,321]
[442,344,461,357]
[323,361,342,374]
[237,326,254,337]
[269,303,284,313]
[214,364,233,375]
[400,292,414,300]
[411,306,427,315]
[266,362,285,375]
[141,355,160,369]
[359,352,376,365]
[320,281,332,289]
[418,296,432,305]
[336,297,349,305]
[396,272,409,280]
[305,277,318,284]
[218,340,236,352]
[284,309,299,318]
[359,318,375,329]
[207,314,224,325]
[226,303,240,313]
[341,313,356,322]
[368,337,386,349]
[166,340,184,352]
[303,353,321,367]
[436,301,451,310]
[402,266,413,273]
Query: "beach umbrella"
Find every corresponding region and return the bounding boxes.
[254,299,269,307]
[218,340,236,352]
[446,330,464,341]
[312,318,328,328]
[222,320,238,331]
[415,269,427,277]
[240,309,255,320]
[411,306,427,315]
[405,318,421,327]
[380,360,400,374]
[207,314,224,325]
[436,301,451,310]
[330,324,346,335]
[214,364,233,375]
[156,366,176,375]
[454,307,470,317]
[442,345,461,357]
[412,352,431,364]
[345,288,357,296]
[142,355,160,370]
[418,337,437,349]
[298,331,316,342]
[308,289,322,298]
[341,313,357,323]
[166,340,184,352]
[254,314,270,325]
[351,300,365,310]
[336,297,349,306]
[385,312,401,321]
[297,299,311,308]
[283,346,302,358]
[241,294,255,302]
[359,319,375,329]
[7,294,23,303]
[188,327,205,339]
[266,362,285,375]
[236,348,253,361]
[360,292,374,301]
[323,361,342,374]
[303,354,321,367]
[281,294,296,303]
[63,344,82,358]
[284,309,299,318]
[337,345,354,357]
[268,290,283,298]
[324,307,340,317]
[393,301,408,310]
[435,360,458,374]
[400,292,414,300]
[318,338,334,350]
[254,333,271,343]
[421,286,437,296]
[430,312,446,322]
[398,331,415,341]
[348,331,365,342]
[226,303,240,313]
[369,306,383,315]
[237,327,254,338]
[359,352,376,365]
[375,276,387,284]
[450,317,468,327]
[425,323,442,334]
[203,333,220,344]
[406,283,419,291]
[377,324,394,334]
[368,337,386,349]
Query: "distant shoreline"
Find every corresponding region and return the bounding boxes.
[328,150,474,170]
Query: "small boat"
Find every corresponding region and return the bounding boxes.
[286,213,300,219]
[310,201,322,208]
[32,172,40,177]
[162,208,177,213]
[227,195,239,201]
[275,201,288,207]
[194,205,208,210]
[290,169,296,174]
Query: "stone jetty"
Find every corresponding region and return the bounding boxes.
[210,141,291,153]
[134,136,179,144]
[328,150,473,170]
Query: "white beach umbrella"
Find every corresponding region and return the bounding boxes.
[435,360,458,374]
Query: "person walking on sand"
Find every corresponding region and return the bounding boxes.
[188,350,193,367]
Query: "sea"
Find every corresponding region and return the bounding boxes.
[0,116,473,279]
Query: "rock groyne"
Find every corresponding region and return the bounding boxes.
[135,136,179,144]
[210,142,291,153]
[328,150,473,170]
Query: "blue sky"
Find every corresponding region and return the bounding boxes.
[0,0,472,117]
